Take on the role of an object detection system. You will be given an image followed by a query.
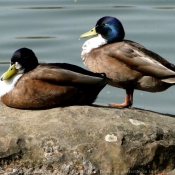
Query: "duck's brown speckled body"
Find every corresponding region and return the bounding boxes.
[0,48,109,109]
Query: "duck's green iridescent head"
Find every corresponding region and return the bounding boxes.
[96,16,125,42]
[80,16,125,43]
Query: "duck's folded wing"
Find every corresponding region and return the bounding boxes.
[50,63,106,78]
[29,65,108,85]
[110,43,175,78]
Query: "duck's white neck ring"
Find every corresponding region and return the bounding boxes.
[81,35,107,64]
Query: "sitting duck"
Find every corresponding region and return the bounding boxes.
[80,16,175,108]
[0,48,109,109]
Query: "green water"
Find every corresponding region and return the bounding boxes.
[0,0,175,115]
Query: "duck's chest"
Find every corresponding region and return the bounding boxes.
[81,48,107,73]
[0,74,23,97]
[81,36,107,67]
[81,42,121,76]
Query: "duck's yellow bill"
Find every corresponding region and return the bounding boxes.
[1,64,17,80]
[80,27,97,38]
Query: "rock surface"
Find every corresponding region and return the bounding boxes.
[0,101,175,175]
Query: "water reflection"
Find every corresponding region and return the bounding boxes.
[19,5,136,10]
[18,7,63,10]
[16,36,56,40]
[0,62,9,65]
[153,7,175,10]
[113,6,135,9]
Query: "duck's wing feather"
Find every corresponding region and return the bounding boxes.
[126,40,175,71]
[29,63,108,85]
[109,40,175,78]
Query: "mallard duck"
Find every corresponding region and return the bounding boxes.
[0,48,109,109]
[80,16,175,108]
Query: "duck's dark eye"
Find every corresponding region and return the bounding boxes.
[101,23,106,26]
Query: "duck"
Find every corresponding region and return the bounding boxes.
[0,48,109,109]
[80,16,175,108]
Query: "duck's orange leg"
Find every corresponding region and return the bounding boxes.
[109,88,134,108]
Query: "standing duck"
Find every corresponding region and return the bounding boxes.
[0,48,109,109]
[80,16,175,108]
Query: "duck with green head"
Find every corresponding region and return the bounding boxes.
[80,16,175,108]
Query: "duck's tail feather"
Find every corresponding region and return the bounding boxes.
[161,77,175,84]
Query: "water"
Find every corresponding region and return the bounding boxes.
[0,0,175,115]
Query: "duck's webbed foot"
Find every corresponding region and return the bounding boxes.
[109,88,134,108]
[109,101,132,108]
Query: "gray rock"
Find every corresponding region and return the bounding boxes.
[0,101,175,175]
